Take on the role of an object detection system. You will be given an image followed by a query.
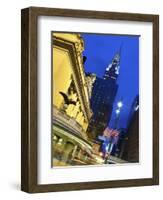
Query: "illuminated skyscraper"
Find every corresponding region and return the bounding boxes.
[88,50,121,139]
[103,51,120,80]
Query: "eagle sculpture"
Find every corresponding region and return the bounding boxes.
[59,92,76,105]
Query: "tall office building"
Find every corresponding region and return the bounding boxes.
[87,51,120,139]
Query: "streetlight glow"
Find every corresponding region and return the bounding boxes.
[117,101,123,108]
[115,109,120,114]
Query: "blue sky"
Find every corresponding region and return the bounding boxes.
[81,33,139,129]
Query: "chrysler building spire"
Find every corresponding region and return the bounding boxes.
[103,45,122,81]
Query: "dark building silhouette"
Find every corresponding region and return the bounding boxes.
[121,95,139,162]
[87,51,121,139]
[113,128,127,157]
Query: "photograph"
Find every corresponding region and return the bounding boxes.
[52,32,139,167]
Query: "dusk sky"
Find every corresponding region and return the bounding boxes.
[81,33,139,129]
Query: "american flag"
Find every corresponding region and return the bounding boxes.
[103,127,113,137]
[103,127,119,140]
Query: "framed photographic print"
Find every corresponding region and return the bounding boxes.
[21,7,159,193]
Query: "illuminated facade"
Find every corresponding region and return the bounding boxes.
[52,33,98,166]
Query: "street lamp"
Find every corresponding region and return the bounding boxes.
[117,101,123,108]
[114,100,123,128]
[115,109,120,115]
